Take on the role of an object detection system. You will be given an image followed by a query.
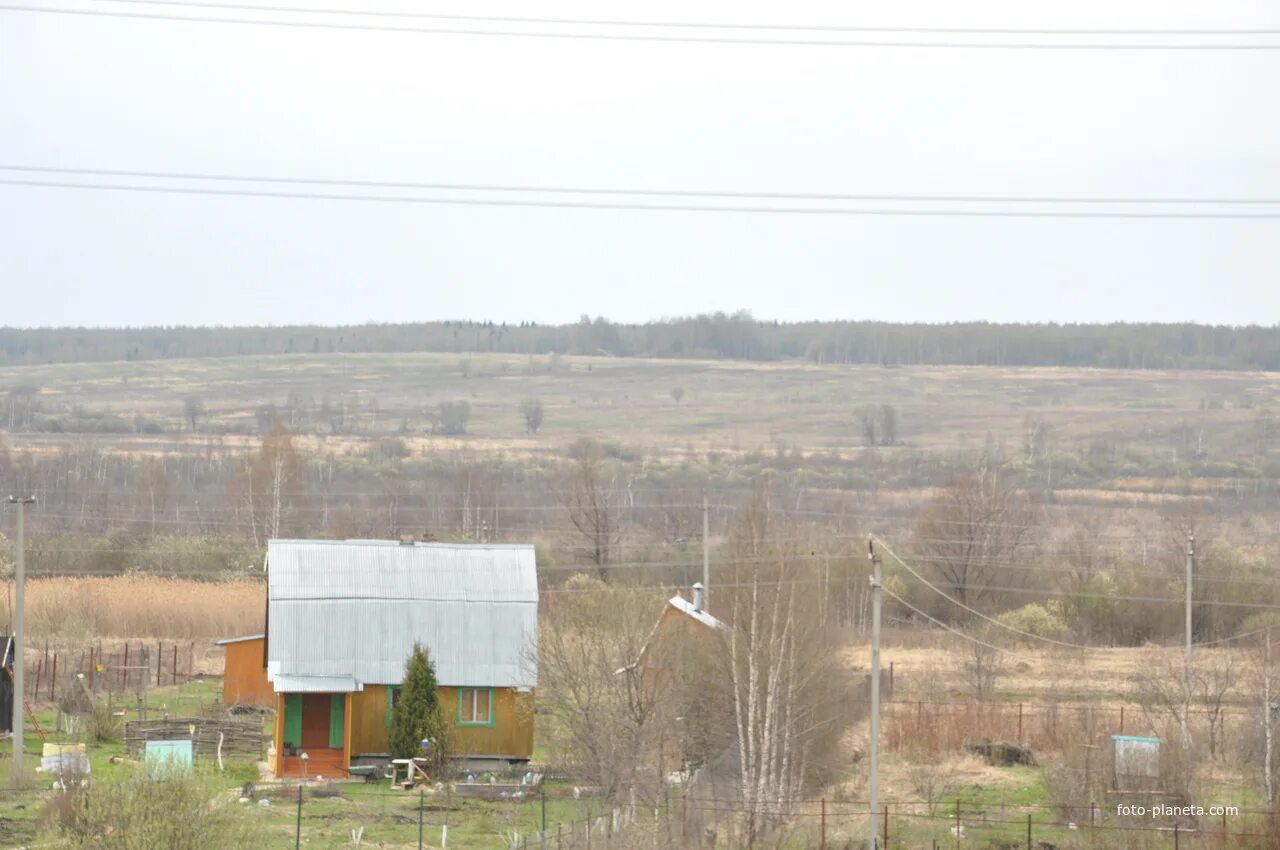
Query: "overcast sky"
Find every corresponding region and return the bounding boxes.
[2,0,1278,328]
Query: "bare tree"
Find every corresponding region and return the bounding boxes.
[520,398,544,435]
[1196,651,1239,760]
[879,404,898,446]
[912,463,1037,612]
[562,438,625,580]
[670,386,685,404]
[537,575,671,801]
[964,639,1003,701]
[182,395,205,432]
[438,400,470,435]
[857,405,879,447]
[721,494,845,842]
[231,422,306,546]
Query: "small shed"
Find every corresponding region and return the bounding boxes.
[216,634,272,706]
[1112,735,1161,790]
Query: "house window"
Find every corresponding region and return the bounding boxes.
[457,688,493,726]
[384,685,403,729]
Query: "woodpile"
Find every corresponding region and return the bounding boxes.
[125,717,263,760]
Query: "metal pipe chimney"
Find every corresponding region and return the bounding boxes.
[691,582,705,613]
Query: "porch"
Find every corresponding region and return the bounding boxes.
[275,691,351,779]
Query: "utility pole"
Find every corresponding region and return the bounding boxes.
[868,537,882,849]
[1182,533,1194,748]
[701,496,710,609]
[7,495,34,787]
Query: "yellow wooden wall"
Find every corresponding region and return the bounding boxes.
[349,685,534,759]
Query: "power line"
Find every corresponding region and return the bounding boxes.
[83,0,1280,37]
[874,535,1092,648]
[3,164,1276,206]
[879,584,1015,654]
[6,4,1280,49]
[5,178,1280,219]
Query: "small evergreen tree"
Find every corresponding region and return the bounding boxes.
[388,643,446,760]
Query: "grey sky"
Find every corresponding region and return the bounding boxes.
[2,0,1278,327]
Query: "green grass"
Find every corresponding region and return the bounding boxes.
[1,679,602,849]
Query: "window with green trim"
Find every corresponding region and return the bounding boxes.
[457,688,494,726]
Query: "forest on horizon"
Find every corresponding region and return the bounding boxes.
[3,313,1280,370]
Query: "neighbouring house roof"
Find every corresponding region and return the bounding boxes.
[665,595,730,633]
[266,539,538,691]
[215,634,265,646]
[621,591,730,674]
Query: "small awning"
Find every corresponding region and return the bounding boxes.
[272,675,361,693]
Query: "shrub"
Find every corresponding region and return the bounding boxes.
[996,602,1070,641]
[43,769,253,849]
[88,700,124,744]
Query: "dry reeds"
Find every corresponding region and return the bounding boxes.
[20,576,263,640]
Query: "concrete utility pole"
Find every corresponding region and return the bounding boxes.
[1182,533,1195,748]
[867,537,882,849]
[701,496,710,609]
[7,495,35,786]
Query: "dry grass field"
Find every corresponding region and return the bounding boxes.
[22,575,264,641]
[6,352,1279,471]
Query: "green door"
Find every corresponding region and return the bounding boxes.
[283,694,302,750]
[329,694,345,749]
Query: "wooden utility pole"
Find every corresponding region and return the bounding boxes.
[7,495,35,787]
[1266,627,1274,805]
[868,537,883,850]
[1182,533,1194,748]
[701,496,710,608]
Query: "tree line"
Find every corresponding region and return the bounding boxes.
[4,314,1280,370]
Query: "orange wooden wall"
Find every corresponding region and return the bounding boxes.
[221,638,273,706]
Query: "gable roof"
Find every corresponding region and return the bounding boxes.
[266,539,538,691]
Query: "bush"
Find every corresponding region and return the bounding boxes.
[42,769,253,849]
[88,700,123,744]
[438,400,470,435]
[996,602,1070,641]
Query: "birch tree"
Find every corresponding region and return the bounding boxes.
[721,495,844,842]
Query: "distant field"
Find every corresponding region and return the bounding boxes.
[4,352,1278,471]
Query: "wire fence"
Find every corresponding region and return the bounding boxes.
[14,639,200,707]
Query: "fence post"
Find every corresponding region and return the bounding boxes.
[172,644,178,685]
[1120,705,1125,734]
[33,656,42,701]
[122,643,129,690]
[557,822,562,850]
[1026,813,1031,850]
[1174,823,1179,850]
[819,799,826,850]
[295,784,303,850]
[156,641,162,685]
[681,790,687,843]
[1018,703,1023,741]
[50,652,56,700]
[883,804,889,847]
[955,798,961,845]
[418,789,424,850]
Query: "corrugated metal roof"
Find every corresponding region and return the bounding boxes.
[266,539,538,689]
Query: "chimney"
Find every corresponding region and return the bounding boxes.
[399,534,416,546]
[691,582,705,613]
